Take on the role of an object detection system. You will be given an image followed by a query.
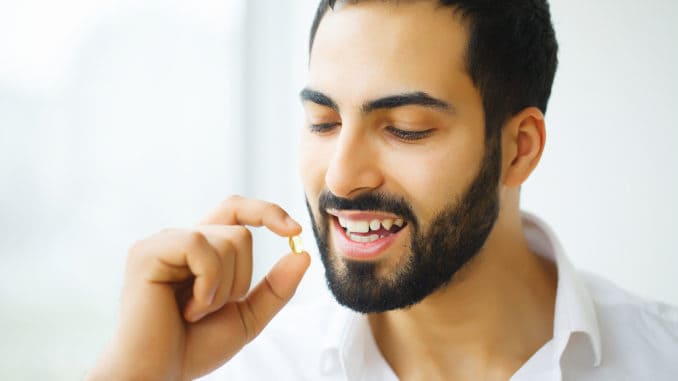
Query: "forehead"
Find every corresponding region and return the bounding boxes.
[309,1,471,104]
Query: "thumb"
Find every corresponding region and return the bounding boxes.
[242,251,311,341]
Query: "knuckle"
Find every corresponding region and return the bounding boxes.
[185,230,208,249]
[267,201,284,214]
[223,194,243,206]
[125,239,155,274]
[127,239,145,256]
[265,276,286,302]
[233,225,253,243]
[237,300,261,343]
[128,226,176,256]
[158,227,177,235]
[218,239,236,257]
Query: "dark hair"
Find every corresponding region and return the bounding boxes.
[309,0,559,138]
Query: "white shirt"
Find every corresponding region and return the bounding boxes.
[202,213,678,380]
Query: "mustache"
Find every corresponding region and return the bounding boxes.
[318,190,418,228]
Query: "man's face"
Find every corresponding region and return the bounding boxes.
[300,1,500,313]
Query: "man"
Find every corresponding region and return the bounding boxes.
[88,1,678,380]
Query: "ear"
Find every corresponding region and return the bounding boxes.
[501,107,546,188]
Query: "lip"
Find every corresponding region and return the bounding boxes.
[329,215,405,261]
[327,208,402,221]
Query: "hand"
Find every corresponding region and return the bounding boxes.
[87,196,311,381]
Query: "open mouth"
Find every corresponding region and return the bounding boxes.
[326,209,409,260]
[335,215,408,243]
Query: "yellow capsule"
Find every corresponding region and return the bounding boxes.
[288,235,304,254]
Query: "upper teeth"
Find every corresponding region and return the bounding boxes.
[338,217,404,233]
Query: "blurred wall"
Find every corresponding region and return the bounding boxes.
[525,0,678,305]
[0,1,247,379]
[0,0,676,379]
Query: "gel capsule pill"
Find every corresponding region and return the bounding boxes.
[288,235,304,254]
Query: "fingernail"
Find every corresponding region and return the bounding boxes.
[285,216,301,229]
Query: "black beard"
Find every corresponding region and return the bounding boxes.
[306,136,502,314]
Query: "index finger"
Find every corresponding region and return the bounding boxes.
[199,195,302,237]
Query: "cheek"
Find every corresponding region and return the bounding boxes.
[382,137,483,222]
[299,132,330,199]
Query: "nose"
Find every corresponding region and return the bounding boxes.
[324,123,384,199]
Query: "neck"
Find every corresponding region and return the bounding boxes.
[368,208,558,381]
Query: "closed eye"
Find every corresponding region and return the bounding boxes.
[309,122,340,133]
[386,126,434,141]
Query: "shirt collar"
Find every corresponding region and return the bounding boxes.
[320,304,372,379]
[320,212,602,377]
[522,212,602,367]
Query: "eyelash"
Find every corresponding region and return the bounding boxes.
[308,123,339,133]
[308,123,433,142]
[385,126,434,141]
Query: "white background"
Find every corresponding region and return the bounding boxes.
[0,0,676,379]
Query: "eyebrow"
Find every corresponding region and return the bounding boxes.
[299,88,339,111]
[299,87,454,115]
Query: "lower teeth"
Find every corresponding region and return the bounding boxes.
[348,233,380,243]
